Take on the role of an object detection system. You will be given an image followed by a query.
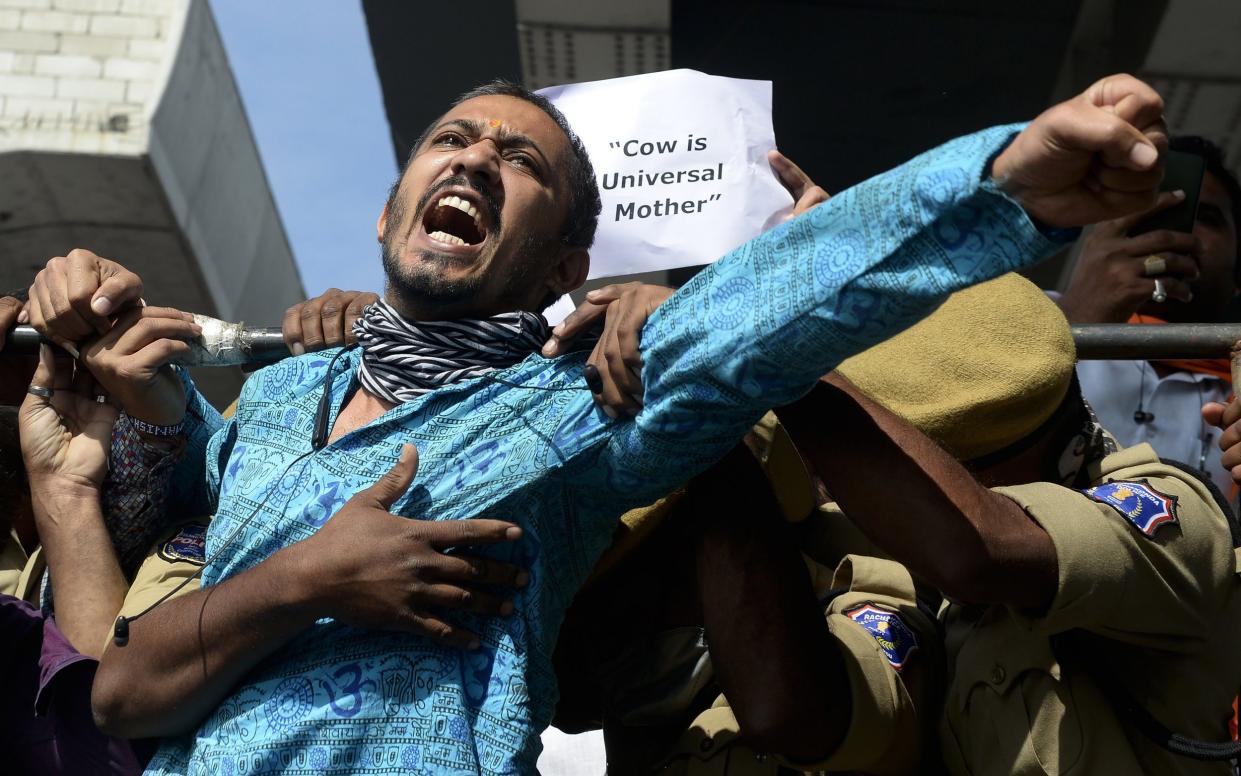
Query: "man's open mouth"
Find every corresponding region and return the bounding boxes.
[422,195,486,247]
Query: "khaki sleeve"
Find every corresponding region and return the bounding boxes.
[117,521,207,619]
[749,412,816,524]
[0,527,30,599]
[14,546,46,605]
[994,465,1235,649]
[778,555,939,775]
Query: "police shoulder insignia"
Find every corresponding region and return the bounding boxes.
[844,603,919,672]
[1080,479,1178,539]
[158,524,208,565]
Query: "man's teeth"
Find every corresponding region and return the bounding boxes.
[437,195,481,227]
[428,230,468,246]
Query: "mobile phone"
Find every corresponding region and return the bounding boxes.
[1129,149,1205,236]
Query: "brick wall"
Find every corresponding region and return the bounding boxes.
[0,0,176,151]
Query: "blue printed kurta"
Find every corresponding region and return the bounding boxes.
[146,124,1067,775]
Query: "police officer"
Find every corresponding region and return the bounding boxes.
[7,517,207,634]
[777,273,1241,775]
[652,427,941,775]
[0,343,208,775]
[550,406,943,775]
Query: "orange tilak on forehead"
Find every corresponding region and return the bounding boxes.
[487,118,503,128]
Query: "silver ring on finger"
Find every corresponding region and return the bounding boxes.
[1143,255,1167,277]
[1152,278,1168,304]
[26,384,53,398]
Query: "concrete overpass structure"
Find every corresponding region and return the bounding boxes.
[0,0,305,405]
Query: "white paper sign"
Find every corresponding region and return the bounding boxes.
[540,69,793,281]
[542,293,580,327]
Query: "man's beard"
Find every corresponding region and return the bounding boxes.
[381,240,487,310]
[381,179,558,317]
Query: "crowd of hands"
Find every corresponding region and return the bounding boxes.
[4,73,1241,661]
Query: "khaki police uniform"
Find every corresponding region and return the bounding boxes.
[0,526,31,598]
[554,412,943,775]
[586,413,817,586]
[941,443,1241,776]
[640,415,941,774]
[116,519,206,618]
[6,519,205,619]
[659,553,941,775]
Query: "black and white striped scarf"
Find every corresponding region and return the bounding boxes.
[353,299,552,403]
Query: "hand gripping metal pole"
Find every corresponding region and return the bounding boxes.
[4,321,1241,366]
[2,317,289,367]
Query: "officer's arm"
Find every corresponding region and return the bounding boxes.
[18,348,131,658]
[776,373,1058,610]
[688,443,850,761]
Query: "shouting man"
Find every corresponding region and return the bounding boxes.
[26,76,1169,774]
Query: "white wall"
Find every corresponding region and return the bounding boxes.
[0,0,176,156]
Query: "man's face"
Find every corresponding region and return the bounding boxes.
[1149,171,1239,323]
[378,95,580,320]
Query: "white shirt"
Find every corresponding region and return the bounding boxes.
[1077,359,1232,495]
[538,728,606,775]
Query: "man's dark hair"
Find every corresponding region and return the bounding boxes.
[1170,135,1241,272]
[396,79,602,250]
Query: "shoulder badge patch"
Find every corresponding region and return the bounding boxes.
[158,524,207,565]
[844,603,919,672]
[1080,479,1178,539]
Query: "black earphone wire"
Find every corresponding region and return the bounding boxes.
[114,346,358,646]
[114,349,601,646]
[1134,360,1152,423]
[113,449,316,645]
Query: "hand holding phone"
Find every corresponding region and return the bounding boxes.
[1129,150,1206,236]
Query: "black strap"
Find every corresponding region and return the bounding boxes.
[1055,632,1241,761]
[1111,689,1241,761]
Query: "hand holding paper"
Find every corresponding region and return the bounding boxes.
[768,150,830,219]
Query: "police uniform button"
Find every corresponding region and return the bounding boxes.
[990,664,1006,684]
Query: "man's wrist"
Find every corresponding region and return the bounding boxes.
[119,411,186,451]
[29,472,99,497]
[267,541,331,621]
[30,477,103,526]
[120,372,189,431]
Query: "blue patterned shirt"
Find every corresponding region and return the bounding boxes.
[146,124,1067,775]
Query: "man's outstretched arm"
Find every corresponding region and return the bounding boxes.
[601,75,1167,504]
